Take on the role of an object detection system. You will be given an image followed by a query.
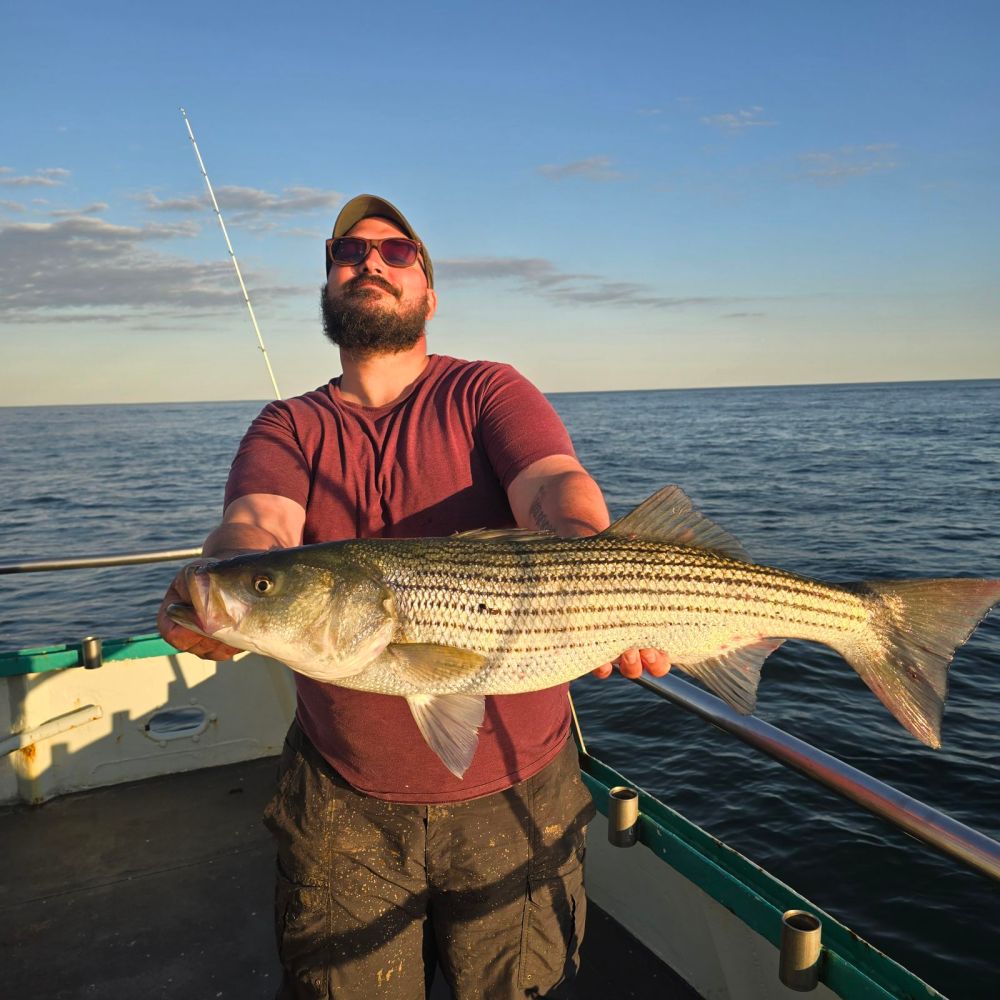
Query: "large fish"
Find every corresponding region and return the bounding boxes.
[168,486,1000,778]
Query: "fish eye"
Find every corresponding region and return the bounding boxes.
[252,574,274,595]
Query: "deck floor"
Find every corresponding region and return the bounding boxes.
[1,757,696,999]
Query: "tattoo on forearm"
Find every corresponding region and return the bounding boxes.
[529,485,554,531]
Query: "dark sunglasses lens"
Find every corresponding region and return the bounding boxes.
[380,239,419,267]
[330,238,367,265]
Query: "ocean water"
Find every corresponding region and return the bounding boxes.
[1,379,998,998]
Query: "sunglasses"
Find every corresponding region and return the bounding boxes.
[326,236,423,271]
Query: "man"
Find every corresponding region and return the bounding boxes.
[158,195,669,999]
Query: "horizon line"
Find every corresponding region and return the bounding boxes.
[1,375,997,409]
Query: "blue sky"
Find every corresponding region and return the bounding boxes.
[1,1,997,404]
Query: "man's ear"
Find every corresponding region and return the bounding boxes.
[425,288,438,322]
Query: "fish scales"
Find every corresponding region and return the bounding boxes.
[331,535,872,698]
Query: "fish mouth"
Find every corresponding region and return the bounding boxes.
[173,563,240,637]
[165,602,211,637]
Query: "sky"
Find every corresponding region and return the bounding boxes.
[1,1,997,405]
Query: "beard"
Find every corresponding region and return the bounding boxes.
[320,275,430,358]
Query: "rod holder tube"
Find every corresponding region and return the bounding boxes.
[779,909,822,991]
[81,636,103,669]
[608,786,639,847]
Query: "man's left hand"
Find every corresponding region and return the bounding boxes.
[592,647,671,680]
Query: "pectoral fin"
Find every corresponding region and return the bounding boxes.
[387,643,488,683]
[407,694,487,779]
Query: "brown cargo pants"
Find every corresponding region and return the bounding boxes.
[263,722,596,999]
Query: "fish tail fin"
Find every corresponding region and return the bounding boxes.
[837,579,1000,747]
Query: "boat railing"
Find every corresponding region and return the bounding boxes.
[0,547,203,574]
[3,546,999,885]
[627,672,1000,883]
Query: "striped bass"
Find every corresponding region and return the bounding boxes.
[167,486,1000,777]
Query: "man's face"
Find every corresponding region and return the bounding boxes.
[320,217,437,358]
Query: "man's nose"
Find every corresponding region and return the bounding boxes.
[356,245,384,273]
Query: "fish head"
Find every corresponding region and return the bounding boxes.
[167,546,398,679]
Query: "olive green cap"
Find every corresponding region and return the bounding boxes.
[328,194,434,287]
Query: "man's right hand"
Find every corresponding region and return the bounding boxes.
[157,558,241,661]
[157,494,307,662]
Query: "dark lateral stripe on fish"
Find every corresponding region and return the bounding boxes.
[392,584,865,627]
[391,568,848,605]
[386,557,844,596]
[397,602,860,636]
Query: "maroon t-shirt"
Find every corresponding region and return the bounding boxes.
[224,354,578,803]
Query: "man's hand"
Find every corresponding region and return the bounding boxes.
[158,493,307,662]
[507,458,673,684]
[592,647,671,680]
[157,558,241,661]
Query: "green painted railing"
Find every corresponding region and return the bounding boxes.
[580,753,942,1000]
[0,634,177,677]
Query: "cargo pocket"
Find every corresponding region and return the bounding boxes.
[274,867,331,997]
[517,858,587,995]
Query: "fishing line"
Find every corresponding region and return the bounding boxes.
[179,108,282,400]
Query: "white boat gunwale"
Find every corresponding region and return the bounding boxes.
[1,633,946,998]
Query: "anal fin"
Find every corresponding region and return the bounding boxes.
[407,694,486,779]
[677,638,785,714]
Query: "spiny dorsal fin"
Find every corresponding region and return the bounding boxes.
[387,642,488,683]
[601,485,751,562]
[452,527,555,543]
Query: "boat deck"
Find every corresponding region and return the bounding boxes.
[1,757,696,999]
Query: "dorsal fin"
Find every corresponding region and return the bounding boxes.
[452,527,555,543]
[601,485,751,562]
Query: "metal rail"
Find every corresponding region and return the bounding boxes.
[0,548,202,575]
[630,672,1000,883]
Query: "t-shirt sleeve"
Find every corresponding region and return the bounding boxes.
[476,364,577,490]
[223,401,311,510]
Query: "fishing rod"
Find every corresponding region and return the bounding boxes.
[179,107,282,400]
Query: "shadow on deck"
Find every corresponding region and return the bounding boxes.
[1,758,696,999]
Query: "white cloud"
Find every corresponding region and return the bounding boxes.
[51,202,109,217]
[0,216,299,323]
[439,256,745,309]
[537,156,622,182]
[137,184,344,227]
[701,107,776,132]
[0,199,26,213]
[0,167,71,187]
[798,144,899,183]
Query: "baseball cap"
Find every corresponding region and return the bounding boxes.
[329,194,434,288]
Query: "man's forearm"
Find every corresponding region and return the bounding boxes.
[201,521,287,559]
[524,470,610,538]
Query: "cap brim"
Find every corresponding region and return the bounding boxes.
[331,194,418,241]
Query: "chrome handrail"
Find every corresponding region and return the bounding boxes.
[630,672,1000,884]
[0,548,202,574]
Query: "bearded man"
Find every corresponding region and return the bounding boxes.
[159,194,669,999]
